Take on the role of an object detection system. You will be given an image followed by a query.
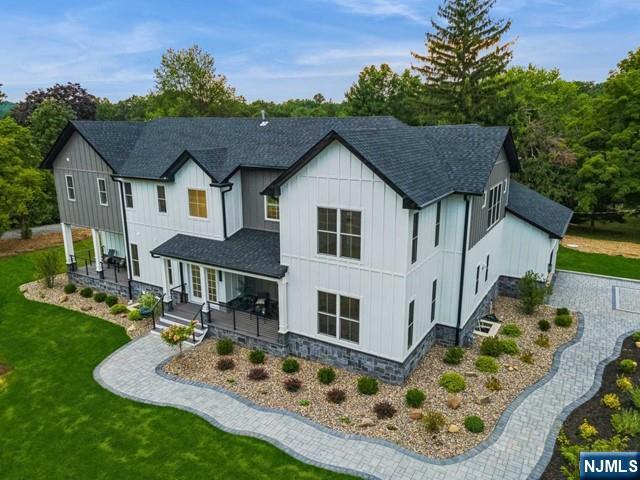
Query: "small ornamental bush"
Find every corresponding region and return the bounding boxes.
[247,368,269,381]
[317,367,336,385]
[80,287,93,298]
[326,388,346,404]
[480,337,503,357]
[373,401,397,419]
[619,359,637,374]
[298,399,310,407]
[500,339,520,356]
[520,350,534,364]
[443,346,465,365]
[110,304,128,315]
[485,376,502,392]
[501,324,522,337]
[105,295,118,307]
[633,331,640,342]
[475,355,499,373]
[534,334,551,348]
[464,415,485,433]
[556,307,570,316]
[160,322,195,353]
[34,250,60,288]
[538,319,551,331]
[127,309,142,321]
[284,377,302,392]
[248,349,265,364]
[282,358,300,374]
[602,393,621,410]
[518,270,549,314]
[216,338,234,355]
[63,283,77,294]
[93,292,107,303]
[631,387,640,409]
[216,358,235,371]
[617,376,634,393]
[578,419,598,440]
[438,372,466,393]
[405,388,426,408]
[555,314,573,327]
[421,411,446,433]
[357,376,379,395]
[611,409,640,437]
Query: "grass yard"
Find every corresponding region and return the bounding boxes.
[0,244,350,480]
[557,245,640,280]
[568,215,640,244]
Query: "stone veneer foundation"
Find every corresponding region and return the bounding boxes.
[68,271,163,300]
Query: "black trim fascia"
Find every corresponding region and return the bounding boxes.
[455,195,471,346]
[505,207,568,239]
[160,150,219,183]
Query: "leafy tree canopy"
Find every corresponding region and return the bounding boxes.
[11,82,96,125]
[29,99,75,157]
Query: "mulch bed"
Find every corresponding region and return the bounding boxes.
[541,334,640,479]
[0,228,91,257]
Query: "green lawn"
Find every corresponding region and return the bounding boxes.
[0,245,351,479]
[567,215,640,244]
[557,245,640,280]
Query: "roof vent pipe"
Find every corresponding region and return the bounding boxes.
[260,109,268,127]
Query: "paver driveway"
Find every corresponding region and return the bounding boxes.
[95,271,640,479]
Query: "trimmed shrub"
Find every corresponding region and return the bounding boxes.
[373,401,397,419]
[500,339,520,355]
[216,338,234,356]
[405,388,426,408]
[298,399,310,407]
[578,419,598,440]
[63,283,77,294]
[485,376,502,391]
[619,359,637,374]
[443,346,465,365]
[633,331,640,342]
[602,393,621,410]
[534,334,550,348]
[616,376,633,393]
[247,368,269,381]
[110,304,128,315]
[611,409,640,436]
[438,372,466,393]
[421,411,446,433]
[216,358,235,371]
[357,376,379,395]
[555,314,573,327]
[518,270,549,314]
[475,355,499,374]
[538,319,551,331]
[282,358,300,374]
[105,295,118,307]
[317,367,336,385]
[501,324,521,337]
[284,377,302,392]
[631,387,640,409]
[520,350,534,364]
[248,349,265,364]
[93,292,107,303]
[464,415,485,433]
[480,337,503,357]
[556,307,570,315]
[34,250,60,288]
[326,388,346,404]
[80,287,93,298]
[127,309,142,321]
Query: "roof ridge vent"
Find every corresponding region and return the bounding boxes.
[260,109,269,127]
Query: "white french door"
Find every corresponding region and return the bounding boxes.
[189,264,204,303]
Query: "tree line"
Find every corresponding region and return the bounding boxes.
[0,0,638,238]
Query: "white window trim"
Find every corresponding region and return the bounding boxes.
[264,195,280,222]
[187,188,208,220]
[157,184,167,214]
[96,177,108,206]
[487,183,502,229]
[130,243,140,277]
[316,287,362,345]
[503,178,509,194]
[481,190,487,208]
[475,263,482,295]
[407,298,416,349]
[316,205,363,262]
[410,211,419,264]
[124,182,134,209]
[65,174,76,202]
[430,279,438,323]
[485,253,490,282]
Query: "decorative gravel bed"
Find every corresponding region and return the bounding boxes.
[165,296,578,458]
[21,274,152,338]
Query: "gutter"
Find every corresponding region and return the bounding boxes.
[455,195,471,345]
[114,178,134,299]
[211,182,233,240]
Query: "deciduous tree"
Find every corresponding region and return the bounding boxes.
[11,82,96,125]
[29,99,75,156]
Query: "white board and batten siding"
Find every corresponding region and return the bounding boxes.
[501,214,557,279]
[280,141,410,361]
[123,159,225,287]
[224,170,243,237]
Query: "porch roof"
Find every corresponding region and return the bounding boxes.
[151,229,287,279]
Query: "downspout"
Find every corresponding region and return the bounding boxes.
[212,181,233,240]
[455,195,471,346]
[114,178,134,300]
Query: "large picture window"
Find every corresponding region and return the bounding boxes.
[264,195,280,221]
[124,182,134,208]
[188,189,207,218]
[65,175,76,201]
[97,178,108,206]
[411,211,419,264]
[317,207,361,260]
[487,183,502,228]
[130,243,140,277]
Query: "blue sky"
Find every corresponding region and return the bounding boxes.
[1,0,639,102]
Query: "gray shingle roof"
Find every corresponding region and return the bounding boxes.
[506,181,573,238]
[150,229,287,278]
[72,121,145,172]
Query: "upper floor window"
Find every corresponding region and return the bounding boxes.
[435,201,441,247]
[340,210,361,260]
[124,182,134,208]
[65,175,76,201]
[97,178,108,206]
[157,185,167,213]
[130,243,140,277]
[264,195,280,221]
[411,212,419,264]
[431,279,438,322]
[317,208,361,260]
[188,189,207,218]
[317,207,337,256]
[407,300,415,348]
[487,183,502,229]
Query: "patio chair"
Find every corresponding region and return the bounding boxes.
[102,249,116,266]
[255,292,270,317]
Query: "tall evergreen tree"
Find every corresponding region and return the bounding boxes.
[411,0,514,123]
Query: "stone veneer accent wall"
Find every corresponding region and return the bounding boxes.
[68,271,163,300]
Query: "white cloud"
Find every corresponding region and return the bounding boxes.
[327,0,428,23]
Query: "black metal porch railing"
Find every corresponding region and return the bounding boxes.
[170,283,188,303]
[205,300,278,340]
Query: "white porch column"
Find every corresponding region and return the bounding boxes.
[61,223,75,270]
[277,274,288,334]
[200,265,210,323]
[161,259,173,310]
[91,229,103,278]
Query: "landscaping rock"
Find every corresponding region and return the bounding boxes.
[80,305,92,312]
[507,366,515,372]
[58,294,68,303]
[476,395,491,405]
[408,409,423,420]
[635,341,640,349]
[465,371,478,378]
[448,424,461,433]
[447,394,462,410]
[386,424,398,431]
[357,418,375,428]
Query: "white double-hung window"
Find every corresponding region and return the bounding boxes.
[487,183,502,228]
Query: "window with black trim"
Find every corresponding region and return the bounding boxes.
[317,208,362,260]
[339,295,360,343]
[265,195,280,221]
[317,291,360,343]
[487,184,502,228]
[475,265,481,294]
[65,175,75,201]
[411,211,419,264]
[318,291,337,337]
[166,259,173,285]
[97,178,108,206]
[131,243,140,277]
[485,254,490,282]
[124,182,134,208]
[317,207,337,255]
[435,201,441,247]
[340,210,361,260]
[430,279,437,322]
[407,300,415,348]
[157,185,167,213]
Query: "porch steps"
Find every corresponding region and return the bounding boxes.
[151,313,208,347]
[473,318,501,337]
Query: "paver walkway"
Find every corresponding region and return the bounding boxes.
[94,272,640,480]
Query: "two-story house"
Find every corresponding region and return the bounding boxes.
[42,117,572,383]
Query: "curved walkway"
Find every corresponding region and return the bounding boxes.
[94,272,640,480]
